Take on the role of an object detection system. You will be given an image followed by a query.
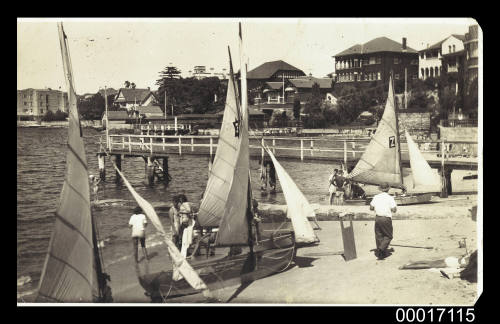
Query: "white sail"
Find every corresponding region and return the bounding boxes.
[347,75,403,188]
[37,23,98,302]
[405,129,440,189]
[264,147,319,244]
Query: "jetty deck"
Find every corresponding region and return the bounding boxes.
[99,134,478,171]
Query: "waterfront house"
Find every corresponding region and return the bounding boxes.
[418,34,465,80]
[244,60,306,104]
[134,105,164,119]
[333,37,419,90]
[114,88,158,111]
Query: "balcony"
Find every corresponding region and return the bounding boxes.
[440,119,477,127]
[447,66,458,73]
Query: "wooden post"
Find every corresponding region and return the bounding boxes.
[440,139,448,198]
[162,137,165,151]
[272,139,276,154]
[344,140,347,166]
[114,154,122,183]
[146,156,155,186]
[163,157,170,183]
[122,136,125,150]
[300,139,304,161]
[109,136,113,152]
[210,137,213,158]
[150,137,153,155]
[310,140,314,156]
[97,153,106,181]
[128,135,132,153]
[352,142,356,157]
[191,137,194,152]
[261,138,265,162]
[178,137,182,155]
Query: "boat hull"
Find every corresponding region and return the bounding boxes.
[138,232,295,302]
[345,193,433,206]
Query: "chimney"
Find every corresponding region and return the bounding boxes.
[402,37,407,51]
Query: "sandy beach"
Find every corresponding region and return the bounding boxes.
[104,195,479,305]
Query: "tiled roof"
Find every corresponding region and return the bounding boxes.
[420,34,466,52]
[115,88,153,103]
[136,105,163,114]
[247,60,305,79]
[335,37,417,57]
[289,77,333,89]
[104,111,129,120]
[265,82,284,90]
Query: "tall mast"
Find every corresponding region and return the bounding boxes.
[392,72,404,189]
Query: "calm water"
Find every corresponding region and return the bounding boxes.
[16,127,342,299]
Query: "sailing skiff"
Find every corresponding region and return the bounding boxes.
[345,75,440,205]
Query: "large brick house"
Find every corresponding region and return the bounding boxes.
[333,37,419,91]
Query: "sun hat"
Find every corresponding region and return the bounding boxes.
[379,183,390,192]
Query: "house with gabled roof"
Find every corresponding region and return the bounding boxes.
[334,37,419,91]
[114,88,158,111]
[418,34,465,80]
[244,60,306,105]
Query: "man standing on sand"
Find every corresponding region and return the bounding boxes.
[370,183,397,260]
[129,206,149,263]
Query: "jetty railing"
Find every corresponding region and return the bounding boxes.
[99,134,478,167]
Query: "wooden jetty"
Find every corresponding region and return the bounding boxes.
[97,134,478,191]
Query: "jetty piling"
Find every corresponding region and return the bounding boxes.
[114,154,122,183]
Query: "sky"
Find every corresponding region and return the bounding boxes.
[17,18,477,95]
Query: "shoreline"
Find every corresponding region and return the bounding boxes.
[18,195,479,304]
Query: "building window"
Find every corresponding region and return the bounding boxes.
[24,102,27,106]
[395,74,400,80]
[411,59,418,65]
[453,45,456,52]
[394,57,400,64]
[377,72,381,80]
[420,52,424,59]
[412,75,418,80]
[376,57,382,64]
[435,66,439,77]
[448,45,451,53]
[369,57,376,65]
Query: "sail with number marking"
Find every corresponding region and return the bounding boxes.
[346,75,402,188]
[36,23,99,302]
[264,147,319,244]
[197,43,250,246]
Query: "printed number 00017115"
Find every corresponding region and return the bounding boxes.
[395,308,475,323]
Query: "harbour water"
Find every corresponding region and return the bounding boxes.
[16,127,477,300]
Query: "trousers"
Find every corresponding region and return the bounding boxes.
[375,216,393,252]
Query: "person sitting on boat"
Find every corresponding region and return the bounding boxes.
[128,206,149,263]
[328,169,338,205]
[370,183,397,260]
[169,195,182,249]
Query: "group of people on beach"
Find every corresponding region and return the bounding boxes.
[328,167,366,205]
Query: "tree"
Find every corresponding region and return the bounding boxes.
[156,66,182,114]
[293,98,301,120]
[130,82,136,89]
[124,81,130,88]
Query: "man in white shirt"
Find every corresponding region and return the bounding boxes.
[370,183,397,260]
[129,206,149,263]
